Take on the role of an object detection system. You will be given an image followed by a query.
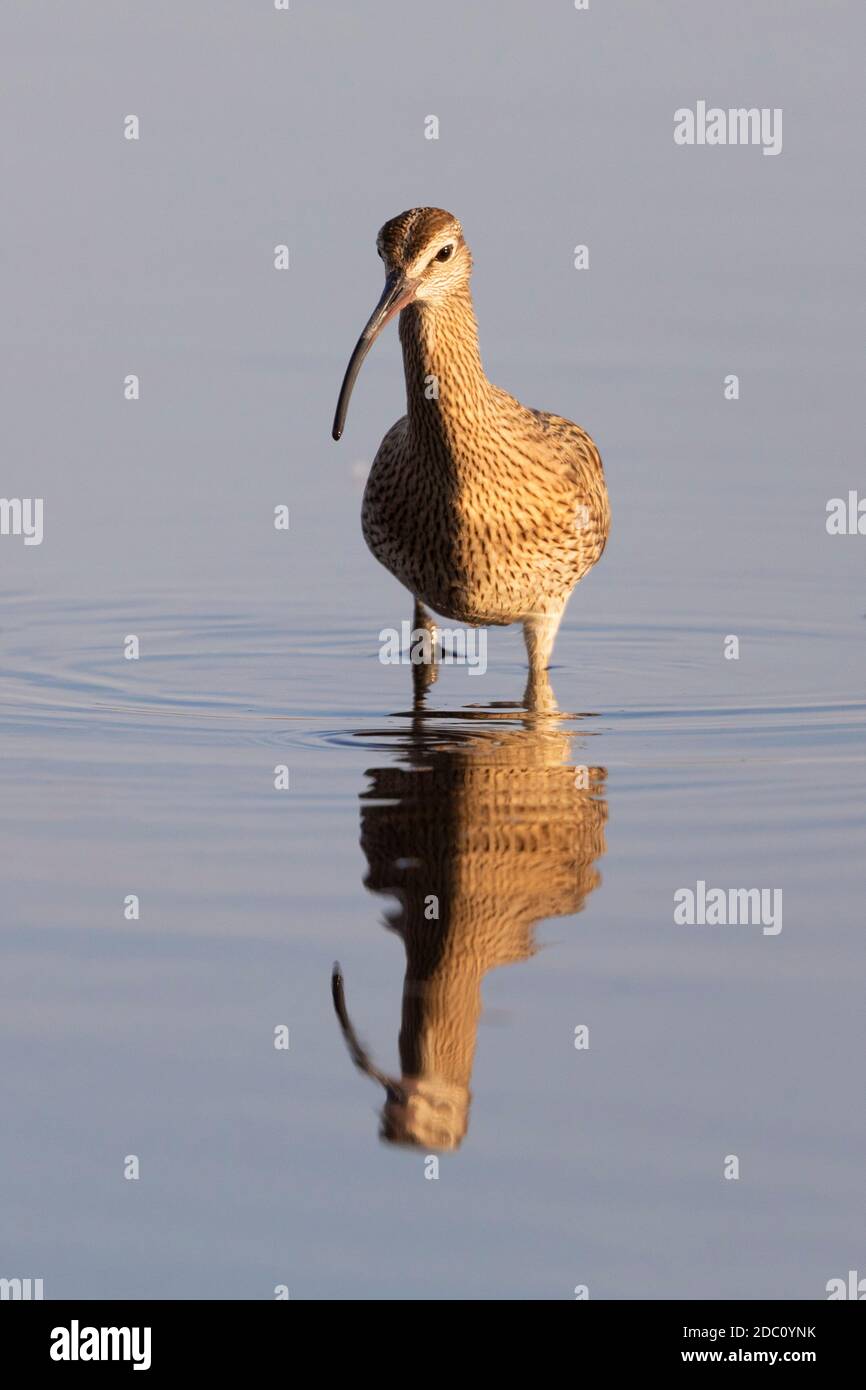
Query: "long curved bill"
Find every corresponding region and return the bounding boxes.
[332,270,416,441]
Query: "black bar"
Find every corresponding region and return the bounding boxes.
[1,1298,861,1374]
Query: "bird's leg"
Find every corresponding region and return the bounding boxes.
[522,609,563,712]
[411,597,439,704]
[522,608,563,674]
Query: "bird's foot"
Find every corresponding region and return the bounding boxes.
[523,667,559,715]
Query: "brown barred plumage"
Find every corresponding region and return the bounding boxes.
[333,208,611,688]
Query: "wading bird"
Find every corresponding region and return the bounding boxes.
[332,207,610,700]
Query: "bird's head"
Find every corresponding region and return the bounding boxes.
[332,207,470,440]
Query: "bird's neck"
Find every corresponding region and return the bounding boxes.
[398,948,484,1091]
[399,288,493,444]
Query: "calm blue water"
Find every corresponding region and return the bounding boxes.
[2,583,863,1298]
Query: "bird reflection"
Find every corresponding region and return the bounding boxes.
[332,702,607,1151]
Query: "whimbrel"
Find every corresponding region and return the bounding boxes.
[332,207,610,693]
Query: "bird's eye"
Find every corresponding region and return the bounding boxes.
[435,244,454,263]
